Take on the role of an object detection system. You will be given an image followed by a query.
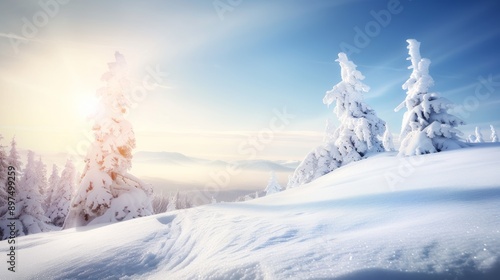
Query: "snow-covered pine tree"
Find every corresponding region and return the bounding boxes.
[287,142,342,188]
[63,52,153,228]
[490,125,498,143]
[7,137,22,171]
[265,171,282,195]
[1,137,23,238]
[383,125,396,152]
[151,193,169,214]
[0,137,24,239]
[45,164,60,217]
[395,39,466,156]
[35,156,49,212]
[324,52,386,161]
[475,126,484,143]
[288,53,386,188]
[0,135,9,217]
[166,191,178,212]
[47,159,76,227]
[3,151,50,238]
[467,134,476,143]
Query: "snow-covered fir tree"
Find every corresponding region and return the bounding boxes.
[151,193,170,214]
[64,52,153,228]
[475,126,484,143]
[395,39,466,156]
[288,53,386,188]
[47,159,76,227]
[166,191,178,212]
[287,142,342,188]
[491,125,498,143]
[323,52,386,160]
[467,134,476,143]
[35,156,49,212]
[383,125,396,152]
[3,151,50,238]
[0,137,24,239]
[265,171,282,195]
[7,137,22,171]
[45,164,60,215]
[0,135,9,217]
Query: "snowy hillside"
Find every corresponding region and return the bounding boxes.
[2,144,500,279]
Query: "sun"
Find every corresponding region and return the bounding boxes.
[75,93,99,119]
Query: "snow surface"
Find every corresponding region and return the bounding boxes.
[2,144,500,279]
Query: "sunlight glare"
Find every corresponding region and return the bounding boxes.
[75,93,99,119]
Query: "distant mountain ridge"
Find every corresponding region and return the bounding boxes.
[133,151,299,172]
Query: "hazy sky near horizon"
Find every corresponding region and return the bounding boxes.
[1,0,499,162]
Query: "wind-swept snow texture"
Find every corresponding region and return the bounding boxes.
[2,144,500,279]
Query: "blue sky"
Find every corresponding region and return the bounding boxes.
[1,0,499,161]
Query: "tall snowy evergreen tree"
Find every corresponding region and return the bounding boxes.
[323,53,386,160]
[288,53,386,188]
[64,52,153,228]
[490,125,498,143]
[395,39,466,156]
[2,151,50,238]
[475,127,484,143]
[287,53,385,188]
[265,171,282,195]
[47,159,76,227]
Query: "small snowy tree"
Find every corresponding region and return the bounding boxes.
[490,125,498,143]
[395,39,466,156]
[47,159,76,227]
[35,157,49,212]
[475,126,484,143]
[467,134,476,143]
[0,135,9,217]
[383,125,396,152]
[288,53,386,188]
[265,171,282,195]
[166,191,178,212]
[2,151,50,239]
[152,193,170,214]
[287,142,343,188]
[7,137,22,171]
[45,164,60,215]
[64,52,153,228]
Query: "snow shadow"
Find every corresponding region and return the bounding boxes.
[52,250,162,280]
[156,214,176,225]
[331,262,500,280]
